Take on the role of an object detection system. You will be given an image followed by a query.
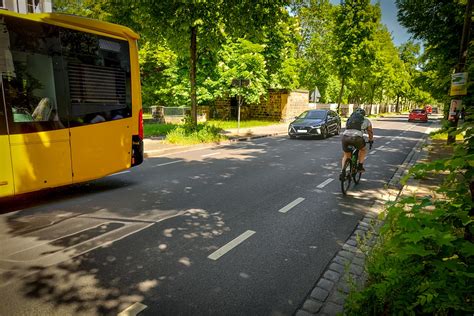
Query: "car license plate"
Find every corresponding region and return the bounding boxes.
[297,129,307,133]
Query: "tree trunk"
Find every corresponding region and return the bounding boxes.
[190,25,198,127]
[396,94,400,113]
[337,76,345,114]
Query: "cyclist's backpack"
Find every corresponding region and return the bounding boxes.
[346,111,364,130]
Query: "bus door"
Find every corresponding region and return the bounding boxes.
[60,29,134,183]
[1,16,73,195]
[0,78,14,198]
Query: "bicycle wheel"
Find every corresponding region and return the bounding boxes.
[353,170,362,184]
[340,159,352,195]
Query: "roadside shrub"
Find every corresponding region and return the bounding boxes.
[165,119,226,145]
[345,116,474,315]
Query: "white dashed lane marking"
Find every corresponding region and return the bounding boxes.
[208,230,256,260]
[202,152,221,157]
[316,178,334,189]
[118,302,148,316]
[155,160,184,167]
[278,197,305,213]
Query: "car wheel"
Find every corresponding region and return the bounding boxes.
[321,127,328,139]
[289,134,296,139]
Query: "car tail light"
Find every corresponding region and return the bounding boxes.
[138,108,144,139]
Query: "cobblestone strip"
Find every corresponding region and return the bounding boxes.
[295,121,439,316]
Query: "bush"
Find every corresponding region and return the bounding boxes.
[165,118,226,145]
[345,112,474,315]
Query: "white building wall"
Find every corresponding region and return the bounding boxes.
[2,0,52,13]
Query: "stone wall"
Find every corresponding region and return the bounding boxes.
[208,89,311,122]
[281,90,311,122]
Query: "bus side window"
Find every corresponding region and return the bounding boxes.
[60,29,132,126]
[1,16,66,134]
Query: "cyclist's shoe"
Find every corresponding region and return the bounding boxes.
[339,172,345,181]
[357,163,365,172]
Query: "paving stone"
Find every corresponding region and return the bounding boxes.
[321,302,343,315]
[343,244,358,253]
[350,263,364,276]
[359,221,370,227]
[355,252,366,259]
[358,225,369,231]
[352,256,365,267]
[354,229,366,237]
[346,239,357,247]
[316,278,335,292]
[338,250,354,260]
[337,278,351,294]
[302,299,323,313]
[362,217,373,224]
[333,255,350,266]
[365,212,376,219]
[328,262,345,274]
[310,287,329,301]
[295,309,315,316]
[323,269,341,282]
[328,289,347,305]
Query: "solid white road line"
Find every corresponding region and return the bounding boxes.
[278,197,305,213]
[147,145,215,157]
[155,160,184,167]
[118,302,148,316]
[208,230,256,260]
[108,171,130,177]
[316,178,334,189]
[202,152,221,157]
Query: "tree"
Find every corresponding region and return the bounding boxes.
[213,39,268,105]
[113,1,290,126]
[333,0,380,111]
[293,0,338,102]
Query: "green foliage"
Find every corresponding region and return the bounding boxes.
[212,39,268,105]
[396,0,468,107]
[165,117,226,145]
[139,41,190,108]
[143,122,177,138]
[345,109,474,315]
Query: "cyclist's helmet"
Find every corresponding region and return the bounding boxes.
[355,108,366,116]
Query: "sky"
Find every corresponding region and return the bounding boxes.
[330,0,412,47]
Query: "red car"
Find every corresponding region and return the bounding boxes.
[408,109,428,122]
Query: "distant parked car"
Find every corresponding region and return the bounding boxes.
[408,109,428,122]
[288,109,341,139]
[425,105,432,114]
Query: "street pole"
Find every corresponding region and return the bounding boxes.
[237,93,241,135]
[448,0,473,144]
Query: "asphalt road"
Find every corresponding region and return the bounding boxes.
[0,115,434,316]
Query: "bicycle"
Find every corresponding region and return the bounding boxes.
[340,141,372,195]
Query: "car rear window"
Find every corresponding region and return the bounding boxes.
[412,110,426,114]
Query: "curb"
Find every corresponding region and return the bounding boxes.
[294,122,438,316]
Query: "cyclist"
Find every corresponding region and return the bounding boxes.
[340,108,374,178]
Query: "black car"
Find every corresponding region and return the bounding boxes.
[288,109,341,139]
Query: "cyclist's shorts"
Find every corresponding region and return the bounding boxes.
[342,135,365,153]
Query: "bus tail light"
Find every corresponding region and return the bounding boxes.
[138,108,144,139]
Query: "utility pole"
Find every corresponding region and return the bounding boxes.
[231,78,250,135]
[448,0,473,144]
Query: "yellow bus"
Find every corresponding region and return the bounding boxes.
[0,11,144,198]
